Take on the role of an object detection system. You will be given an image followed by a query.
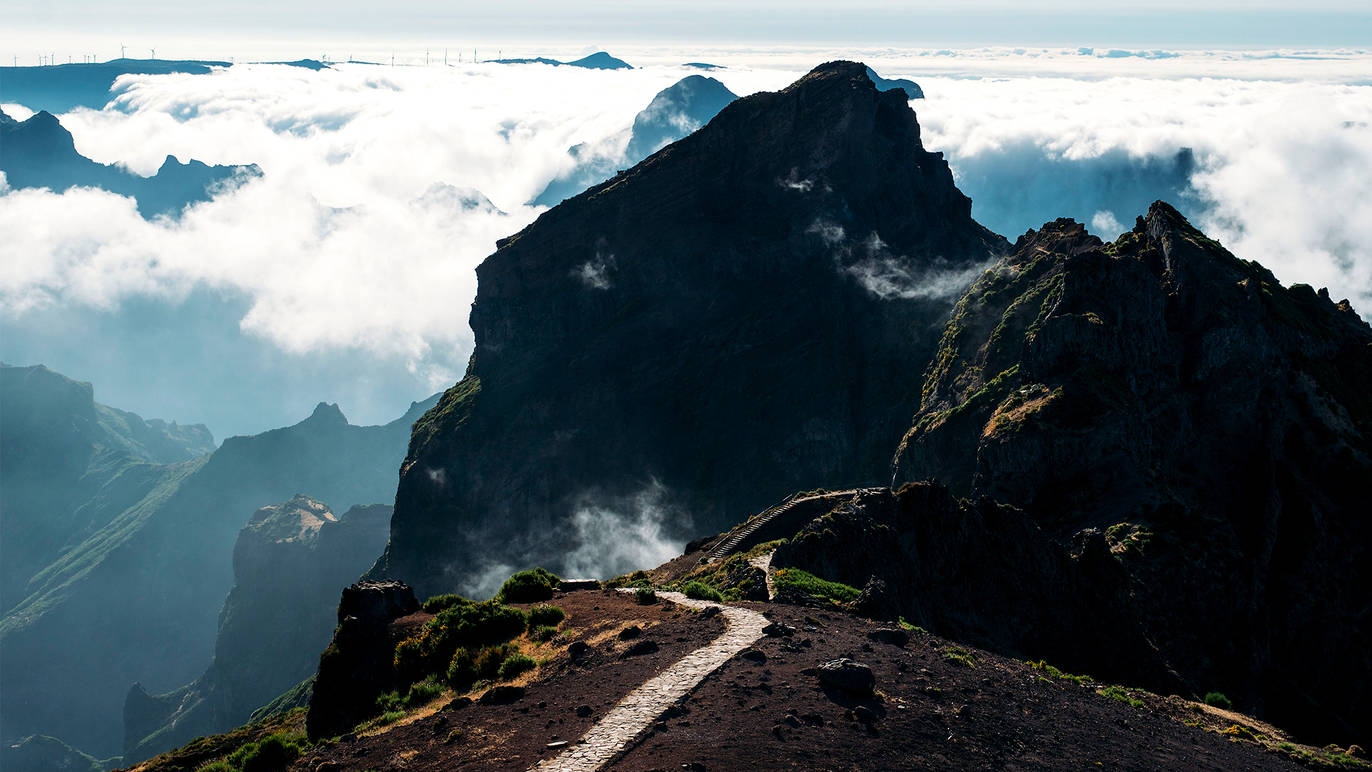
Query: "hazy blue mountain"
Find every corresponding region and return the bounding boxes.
[682,62,725,70]
[0,109,259,218]
[0,364,214,613]
[866,66,924,99]
[490,51,632,69]
[0,734,116,772]
[533,75,737,206]
[0,58,229,112]
[0,364,437,759]
[123,497,391,763]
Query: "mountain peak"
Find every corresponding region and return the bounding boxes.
[306,401,348,426]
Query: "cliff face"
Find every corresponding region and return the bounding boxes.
[1,379,436,759]
[122,497,391,762]
[891,204,1372,743]
[376,61,1007,595]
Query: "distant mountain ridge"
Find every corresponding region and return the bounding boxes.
[0,109,258,218]
[533,74,738,207]
[0,363,438,760]
[490,51,631,69]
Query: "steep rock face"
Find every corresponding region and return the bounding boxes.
[772,484,1174,690]
[122,497,391,762]
[892,204,1372,743]
[306,581,420,740]
[0,109,258,218]
[1,378,436,758]
[377,61,1007,595]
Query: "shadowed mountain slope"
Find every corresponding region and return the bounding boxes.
[0,368,437,759]
[890,206,1372,744]
[373,61,1007,597]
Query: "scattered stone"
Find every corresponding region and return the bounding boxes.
[782,715,802,728]
[762,622,795,637]
[443,696,473,711]
[313,762,341,772]
[700,606,722,619]
[568,641,591,662]
[815,658,876,694]
[739,647,767,663]
[771,724,787,740]
[619,625,643,640]
[575,705,593,717]
[853,705,877,724]
[479,685,526,704]
[621,639,660,658]
[867,628,911,647]
[547,740,570,749]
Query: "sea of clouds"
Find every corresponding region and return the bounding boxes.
[2,46,1370,436]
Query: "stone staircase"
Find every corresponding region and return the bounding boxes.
[703,489,865,564]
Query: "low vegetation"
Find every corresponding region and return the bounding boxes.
[1099,685,1146,708]
[1029,659,1092,685]
[1203,691,1233,710]
[942,646,977,668]
[682,581,724,602]
[497,567,561,603]
[634,587,658,604]
[528,604,566,629]
[772,567,860,605]
[422,593,473,613]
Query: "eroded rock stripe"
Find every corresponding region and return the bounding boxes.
[530,591,768,772]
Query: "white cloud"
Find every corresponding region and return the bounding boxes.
[560,481,686,580]
[4,49,1370,402]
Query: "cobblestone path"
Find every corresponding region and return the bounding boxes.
[529,590,768,771]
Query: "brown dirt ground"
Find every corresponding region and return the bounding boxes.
[290,588,1328,772]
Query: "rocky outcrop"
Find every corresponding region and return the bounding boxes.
[122,497,392,761]
[376,61,1007,596]
[306,581,420,740]
[890,204,1372,743]
[772,484,1172,690]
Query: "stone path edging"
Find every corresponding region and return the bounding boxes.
[748,551,777,601]
[529,590,768,771]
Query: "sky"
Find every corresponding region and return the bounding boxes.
[3,1,1372,63]
[1,9,1370,439]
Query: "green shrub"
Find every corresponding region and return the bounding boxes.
[634,587,657,604]
[942,647,977,668]
[772,568,860,605]
[682,581,724,602]
[197,763,235,772]
[498,653,537,680]
[397,600,529,683]
[1204,691,1233,710]
[528,605,565,630]
[1100,686,1146,708]
[446,648,479,690]
[531,624,561,642]
[406,677,444,707]
[423,593,473,613]
[497,568,561,603]
[225,732,303,772]
[475,643,518,680]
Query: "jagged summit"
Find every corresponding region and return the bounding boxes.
[375,61,1005,595]
[891,200,1372,743]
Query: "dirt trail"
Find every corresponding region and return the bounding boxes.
[529,590,767,771]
